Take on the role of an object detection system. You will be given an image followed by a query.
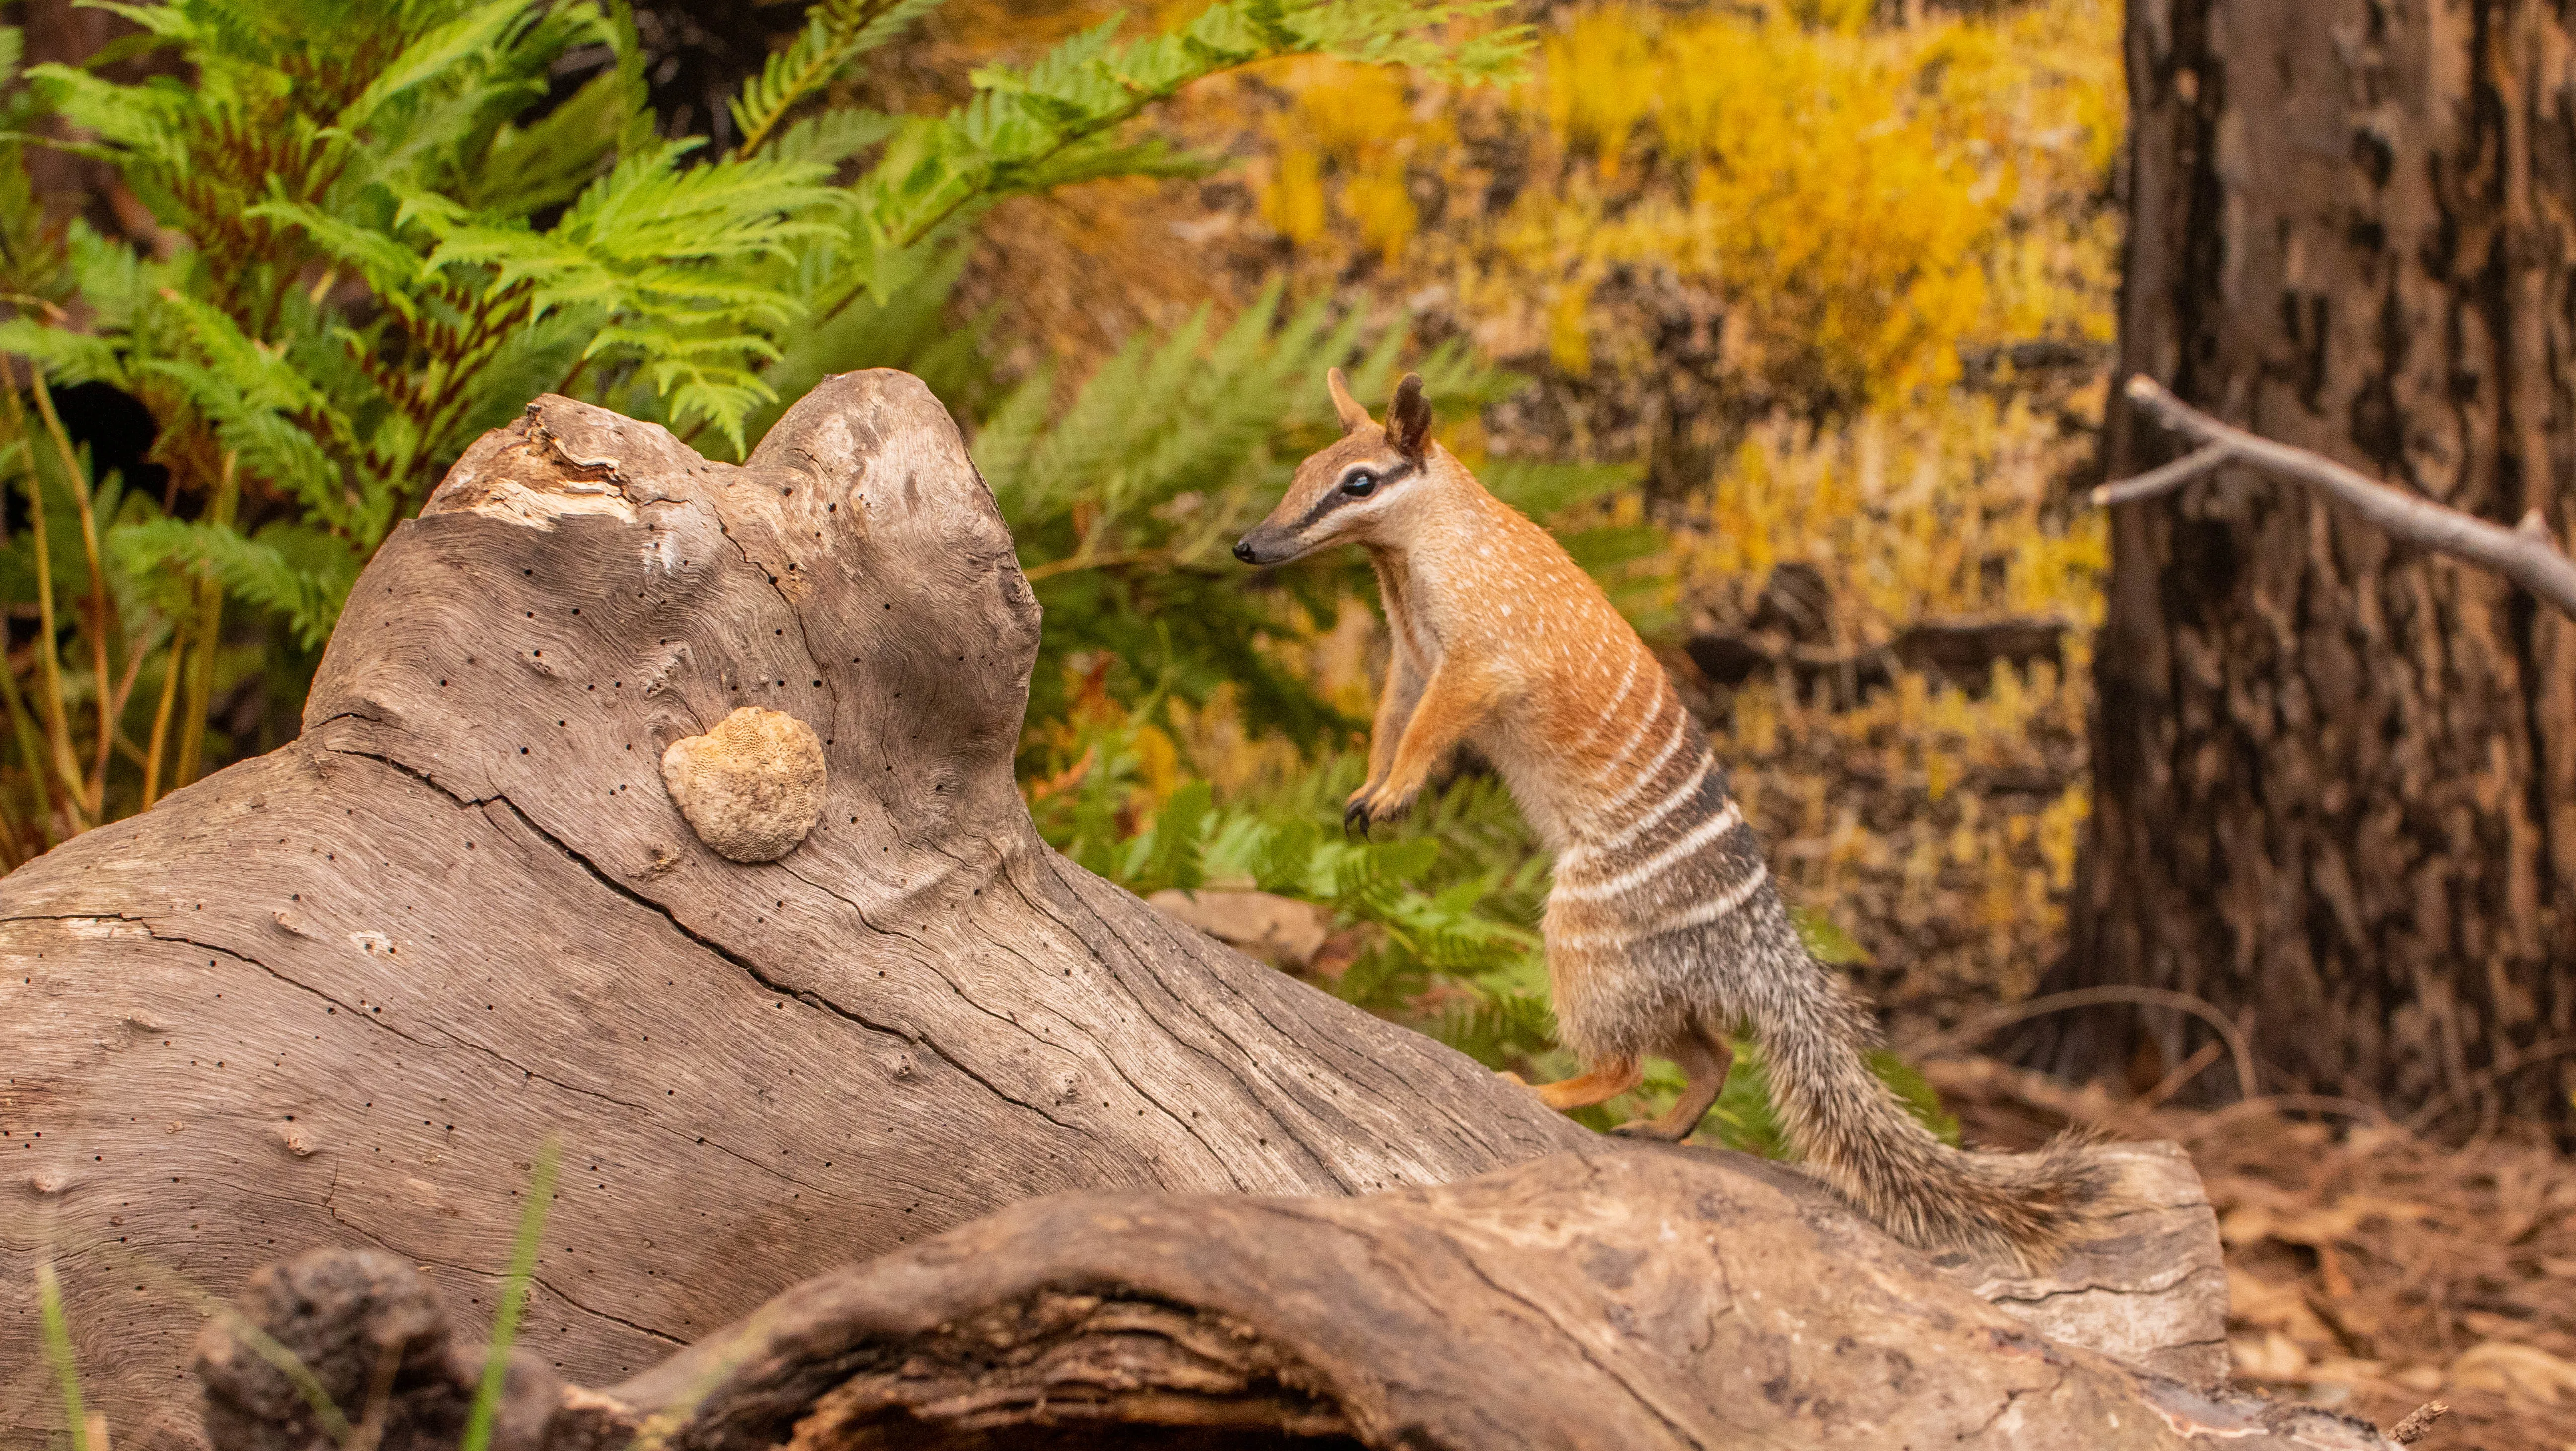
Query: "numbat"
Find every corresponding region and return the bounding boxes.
[1234,369,2108,1264]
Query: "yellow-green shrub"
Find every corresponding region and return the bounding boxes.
[1249,0,2121,414]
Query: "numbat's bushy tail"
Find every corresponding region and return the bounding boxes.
[1745,916,2109,1265]
[1236,367,2112,1267]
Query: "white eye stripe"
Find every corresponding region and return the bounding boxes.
[1339,459,1406,492]
[1296,459,1410,528]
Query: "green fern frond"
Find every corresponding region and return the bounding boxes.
[335,0,551,136]
[839,0,1528,298]
[763,108,903,170]
[110,518,362,650]
[0,320,128,390]
[730,0,952,160]
[462,11,647,217]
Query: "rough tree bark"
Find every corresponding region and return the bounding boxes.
[7,376,2234,1448]
[2050,0,2576,1125]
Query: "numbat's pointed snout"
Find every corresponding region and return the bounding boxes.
[1233,537,1258,563]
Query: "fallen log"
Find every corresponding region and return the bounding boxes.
[194,1148,2385,1451]
[7,374,2240,1447]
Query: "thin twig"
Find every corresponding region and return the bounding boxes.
[1,384,92,823]
[140,624,183,809]
[1903,984,2259,1104]
[2102,375,2576,621]
[2400,1035,2576,1134]
[2089,441,2231,507]
[29,372,124,816]
[2128,1038,2225,1114]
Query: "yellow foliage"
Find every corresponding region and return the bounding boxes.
[1692,385,2108,628]
[1258,56,1445,266]
[1249,0,2123,414]
[1262,143,1329,246]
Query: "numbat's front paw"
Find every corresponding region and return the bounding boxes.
[1344,787,1416,836]
[1609,1118,1693,1142]
[1342,797,1374,837]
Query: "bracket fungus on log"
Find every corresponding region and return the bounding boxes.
[660,706,828,862]
[5,372,2247,1449]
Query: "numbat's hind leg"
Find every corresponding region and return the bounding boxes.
[1529,1057,1643,1111]
[1612,1029,1734,1142]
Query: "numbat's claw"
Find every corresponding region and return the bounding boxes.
[1343,800,1372,838]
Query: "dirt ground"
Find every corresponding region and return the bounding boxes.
[1927,1057,2576,1451]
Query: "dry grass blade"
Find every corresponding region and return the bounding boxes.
[35,1260,96,1451]
[25,372,121,817]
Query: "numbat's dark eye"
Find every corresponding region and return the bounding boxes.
[1341,470,1379,497]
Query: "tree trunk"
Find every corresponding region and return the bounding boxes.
[2051,0,2576,1126]
[6,376,2228,1448]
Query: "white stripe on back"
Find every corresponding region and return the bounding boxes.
[1550,860,1770,949]
[1587,706,1692,828]
[1591,687,1667,785]
[1584,752,1713,857]
[1567,652,1644,758]
[1555,796,1742,902]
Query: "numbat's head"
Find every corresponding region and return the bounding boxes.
[1234,368,1451,566]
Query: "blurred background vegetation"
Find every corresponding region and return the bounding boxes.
[0,0,2117,1140]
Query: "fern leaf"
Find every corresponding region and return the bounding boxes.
[764,108,902,170]
[463,11,647,218]
[335,0,550,137]
[730,0,953,159]
[0,320,127,389]
[109,518,362,649]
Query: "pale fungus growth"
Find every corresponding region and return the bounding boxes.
[659,707,828,862]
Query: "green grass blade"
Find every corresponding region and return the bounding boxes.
[460,1139,561,1451]
[34,1259,94,1451]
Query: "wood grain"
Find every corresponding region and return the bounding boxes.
[197,1148,2380,1451]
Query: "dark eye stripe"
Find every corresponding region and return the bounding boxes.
[1294,459,1413,530]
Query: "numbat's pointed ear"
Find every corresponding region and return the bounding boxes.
[1387,372,1431,460]
[1326,367,1373,434]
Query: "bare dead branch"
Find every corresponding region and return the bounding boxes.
[2091,442,2233,507]
[2095,376,2576,621]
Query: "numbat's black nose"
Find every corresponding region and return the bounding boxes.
[1232,539,1258,563]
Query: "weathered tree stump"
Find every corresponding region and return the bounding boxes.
[7,376,2254,1448]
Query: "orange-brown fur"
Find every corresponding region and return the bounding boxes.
[1235,369,2109,1266]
